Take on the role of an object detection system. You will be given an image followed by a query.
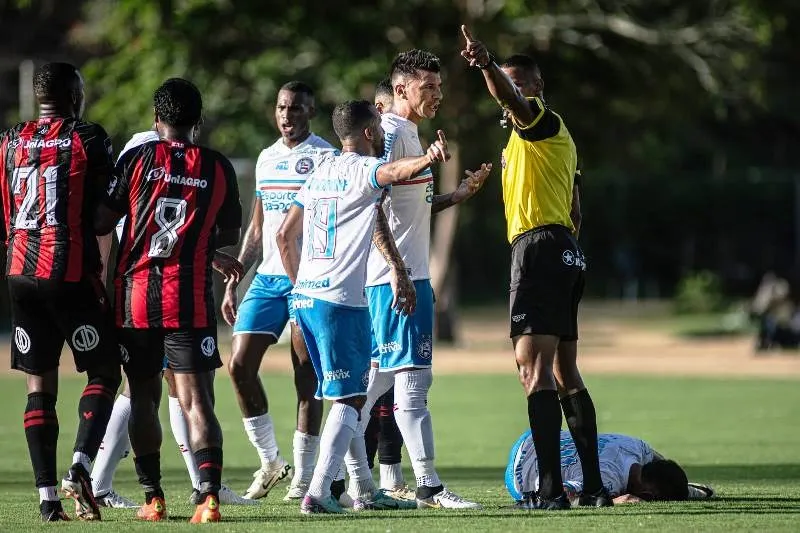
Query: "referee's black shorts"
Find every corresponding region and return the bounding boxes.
[509,224,586,340]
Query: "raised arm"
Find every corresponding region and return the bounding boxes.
[276,204,304,284]
[460,25,537,127]
[372,196,416,315]
[375,130,450,187]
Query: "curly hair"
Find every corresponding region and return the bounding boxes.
[153,78,203,128]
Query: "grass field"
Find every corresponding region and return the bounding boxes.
[0,373,799,532]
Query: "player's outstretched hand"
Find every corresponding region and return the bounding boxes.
[460,25,491,68]
[427,130,451,163]
[389,267,417,316]
[212,251,244,284]
[452,162,493,203]
[221,284,238,327]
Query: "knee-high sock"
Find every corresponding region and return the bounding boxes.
[307,403,359,500]
[393,369,440,489]
[168,396,201,490]
[292,430,319,486]
[91,395,132,495]
[344,367,393,498]
[561,389,603,493]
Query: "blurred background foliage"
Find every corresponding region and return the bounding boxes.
[1,0,799,309]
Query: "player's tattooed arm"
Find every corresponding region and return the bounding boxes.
[460,25,537,126]
[431,163,493,214]
[276,204,304,285]
[236,196,264,281]
[372,199,416,315]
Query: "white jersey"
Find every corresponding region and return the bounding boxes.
[255,134,335,276]
[115,131,160,240]
[514,431,656,498]
[365,113,432,286]
[293,151,385,307]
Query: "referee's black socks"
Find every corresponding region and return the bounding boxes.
[561,388,603,494]
[527,390,564,499]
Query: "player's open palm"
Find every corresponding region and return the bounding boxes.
[390,268,417,316]
[453,162,492,203]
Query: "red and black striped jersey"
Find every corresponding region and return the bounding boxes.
[0,118,113,281]
[106,140,242,329]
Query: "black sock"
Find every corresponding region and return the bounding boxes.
[377,388,403,465]
[330,478,346,500]
[365,406,380,470]
[74,376,117,460]
[561,389,603,494]
[528,390,563,499]
[134,453,162,495]
[195,447,223,498]
[24,393,59,489]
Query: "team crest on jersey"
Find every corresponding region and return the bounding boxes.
[417,334,432,360]
[147,167,166,181]
[295,157,315,174]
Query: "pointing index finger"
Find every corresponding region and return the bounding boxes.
[461,25,474,44]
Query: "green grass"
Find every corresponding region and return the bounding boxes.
[0,373,799,531]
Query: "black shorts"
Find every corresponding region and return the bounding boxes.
[509,224,586,340]
[119,327,222,378]
[8,275,119,375]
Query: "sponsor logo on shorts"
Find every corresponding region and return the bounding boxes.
[378,341,402,354]
[512,313,526,323]
[292,298,314,310]
[119,344,129,364]
[72,325,100,352]
[562,249,587,270]
[200,336,216,357]
[417,334,432,360]
[361,369,370,387]
[14,327,31,354]
[324,369,351,381]
[295,157,315,174]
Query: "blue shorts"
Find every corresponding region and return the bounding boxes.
[233,274,294,339]
[366,279,434,371]
[294,297,372,400]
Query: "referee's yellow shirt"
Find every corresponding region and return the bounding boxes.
[501,97,577,243]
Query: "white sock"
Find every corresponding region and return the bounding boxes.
[344,367,394,498]
[39,486,58,503]
[292,430,319,485]
[72,451,91,472]
[91,394,131,496]
[243,413,280,467]
[168,396,201,490]
[380,463,405,490]
[307,403,358,500]
[394,369,441,488]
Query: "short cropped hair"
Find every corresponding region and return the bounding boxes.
[500,54,540,74]
[332,100,376,141]
[390,49,440,83]
[33,62,80,100]
[280,80,314,99]
[642,460,689,501]
[375,77,393,99]
[153,78,203,128]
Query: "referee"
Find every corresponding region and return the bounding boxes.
[461,25,611,510]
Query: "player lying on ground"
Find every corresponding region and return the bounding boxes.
[90,129,254,509]
[505,429,715,507]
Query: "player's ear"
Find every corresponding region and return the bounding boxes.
[395,82,406,100]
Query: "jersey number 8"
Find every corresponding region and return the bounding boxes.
[148,197,188,258]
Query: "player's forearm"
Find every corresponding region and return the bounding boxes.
[372,206,406,272]
[480,63,535,125]
[431,192,457,215]
[97,233,113,284]
[276,208,302,284]
[377,155,433,185]
[236,225,263,279]
[278,242,300,285]
[570,185,582,238]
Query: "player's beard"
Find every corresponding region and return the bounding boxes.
[373,136,385,157]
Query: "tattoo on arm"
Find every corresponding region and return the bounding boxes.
[237,227,262,275]
[372,204,405,271]
[431,192,456,215]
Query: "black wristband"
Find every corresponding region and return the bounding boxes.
[478,54,495,69]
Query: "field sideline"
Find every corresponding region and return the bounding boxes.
[0,304,799,531]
